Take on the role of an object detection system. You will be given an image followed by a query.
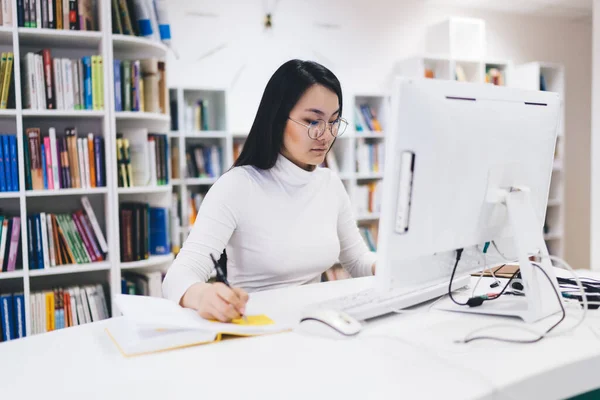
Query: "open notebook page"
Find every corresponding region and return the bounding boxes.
[114,294,287,335]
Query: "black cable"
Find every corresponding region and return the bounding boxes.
[462,262,566,344]
[448,249,468,306]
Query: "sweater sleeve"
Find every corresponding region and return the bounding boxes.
[335,176,377,277]
[162,168,251,304]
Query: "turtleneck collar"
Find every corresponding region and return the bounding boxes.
[271,153,318,186]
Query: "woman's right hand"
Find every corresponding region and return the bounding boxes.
[180,282,249,322]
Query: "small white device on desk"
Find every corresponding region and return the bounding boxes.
[306,77,561,326]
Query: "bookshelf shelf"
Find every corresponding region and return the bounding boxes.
[231,132,249,138]
[112,34,169,58]
[18,28,103,48]
[115,111,170,122]
[355,131,386,139]
[21,110,106,118]
[171,179,183,185]
[179,131,228,139]
[356,213,381,221]
[0,192,20,199]
[0,270,24,280]
[120,254,174,270]
[117,185,172,194]
[184,177,218,185]
[28,262,112,277]
[356,173,384,180]
[25,187,109,197]
[0,109,18,117]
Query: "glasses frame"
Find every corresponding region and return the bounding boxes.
[288,116,348,140]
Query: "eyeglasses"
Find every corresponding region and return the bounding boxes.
[288,117,348,139]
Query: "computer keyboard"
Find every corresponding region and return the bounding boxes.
[308,276,470,321]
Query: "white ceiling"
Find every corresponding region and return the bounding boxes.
[425,0,593,19]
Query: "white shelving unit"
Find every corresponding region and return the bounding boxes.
[168,87,230,245]
[0,1,175,337]
[0,4,116,337]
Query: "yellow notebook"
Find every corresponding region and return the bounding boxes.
[106,294,289,357]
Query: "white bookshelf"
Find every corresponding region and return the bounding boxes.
[168,87,230,245]
[0,1,175,337]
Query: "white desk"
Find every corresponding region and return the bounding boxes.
[1,274,600,400]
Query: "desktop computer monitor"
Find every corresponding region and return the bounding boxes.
[376,77,562,323]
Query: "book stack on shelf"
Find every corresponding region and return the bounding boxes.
[122,270,163,297]
[16,0,96,30]
[24,127,105,191]
[0,133,19,192]
[111,0,171,44]
[354,103,383,133]
[22,51,103,110]
[0,292,25,342]
[119,202,170,263]
[185,144,222,179]
[355,139,384,175]
[29,285,108,336]
[0,214,22,273]
[114,58,167,114]
[27,196,108,269]
[355,182,382,216]
[116,130,169,188]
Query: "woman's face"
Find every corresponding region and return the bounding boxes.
[282,84,340,171]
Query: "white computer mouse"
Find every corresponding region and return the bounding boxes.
[296,308,363,339]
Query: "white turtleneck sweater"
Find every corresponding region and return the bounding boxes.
[162,153,377,303]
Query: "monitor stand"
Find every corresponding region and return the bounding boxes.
[439,187,562,323]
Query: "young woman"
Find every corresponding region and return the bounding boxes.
[162,59,376,322]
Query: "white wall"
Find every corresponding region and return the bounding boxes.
[166,0,592,269]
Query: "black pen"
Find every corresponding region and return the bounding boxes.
[210,253,248,322]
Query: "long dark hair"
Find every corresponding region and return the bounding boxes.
[234,59,343,169]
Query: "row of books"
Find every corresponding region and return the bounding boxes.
[122,271,163,297]
[356,181,382,215]
[27,197,108,269]
[0,134,18,192]
[354,104,383,132]
[356,139,385,175]
[112,0,171,43]
[114,58,167,113]
[0,52,13,110]
[182,99,212,132]
[16,0,96,30]
[0,215,22,273]
[186,145,223,179]
[30,284,108,336]
[23,51,104,110]
[24,128,106,191]
[116,130,169,187]
[119,202,170,262]
[359,226,378,252]
[0,292,25,341]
